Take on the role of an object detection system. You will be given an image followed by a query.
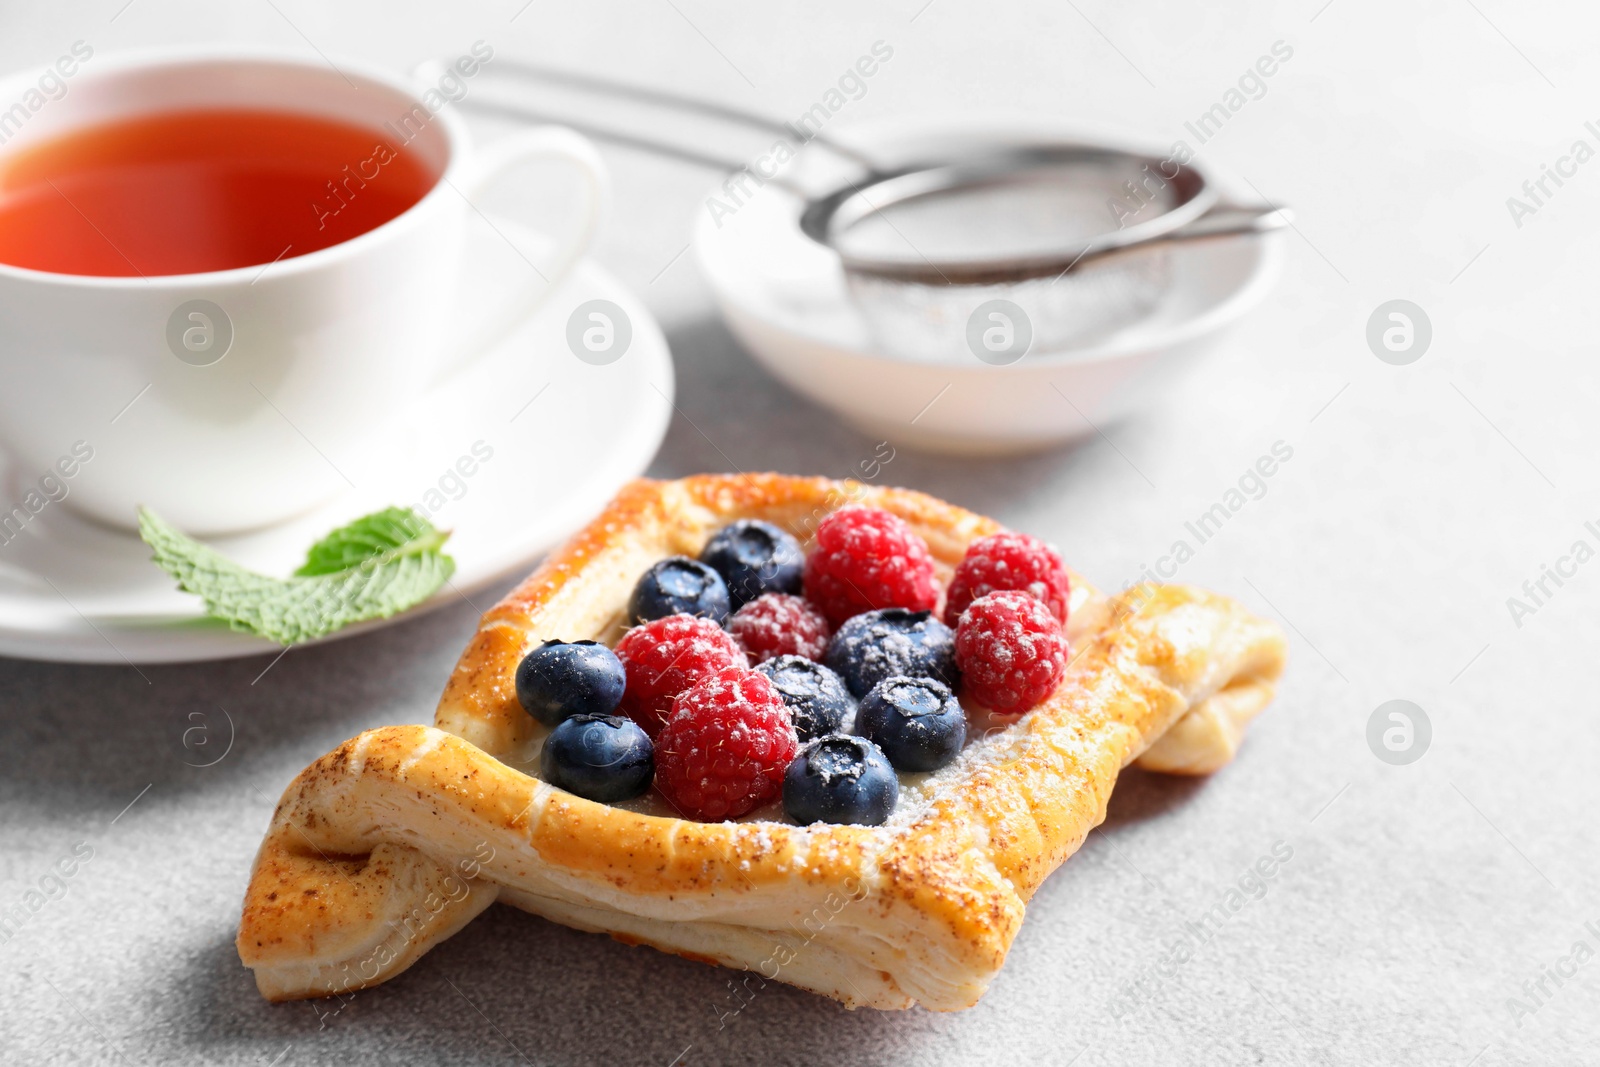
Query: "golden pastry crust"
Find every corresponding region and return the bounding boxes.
[238,474,1286,1010]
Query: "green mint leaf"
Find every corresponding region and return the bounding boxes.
[138,506,455,645]
[294,506,450,576]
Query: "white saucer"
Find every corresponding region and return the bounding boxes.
[695,113,1285,454]
[0,224,673,664]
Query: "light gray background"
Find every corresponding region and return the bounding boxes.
[2,2,1596,1064]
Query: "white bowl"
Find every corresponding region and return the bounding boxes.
[693,116,1285,455]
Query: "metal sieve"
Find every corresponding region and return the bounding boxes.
[800,145,1286,358]
[447,61,1289,360]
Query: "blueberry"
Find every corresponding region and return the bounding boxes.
[540,714,654,802]
[628,556,731,624]
[783,734,899,826]
[754,655,855,742]
[515,640,627,727]
[824,608,959,698]
[854,676,966,772]
[699,520,804,609]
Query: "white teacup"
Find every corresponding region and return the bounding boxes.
[0,46,607,534]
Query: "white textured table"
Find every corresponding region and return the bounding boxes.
[2,2,1595,1064]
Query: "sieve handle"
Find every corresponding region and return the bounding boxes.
[428,57,877,192]
[1073,201,1291,272]
[1162,201,1293,242]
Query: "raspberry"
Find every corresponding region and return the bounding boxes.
[944,531,1071,628]
[954,591,1068,715]
[655,667,798,821]
[802,505,940,627]
[614,614,747,739]
[727,593,831,664]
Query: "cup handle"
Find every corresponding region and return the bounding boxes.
[437,127,609,381]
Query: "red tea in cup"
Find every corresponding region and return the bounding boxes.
[0,108,433,276]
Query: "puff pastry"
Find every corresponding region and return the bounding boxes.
[238,474,1286,1010]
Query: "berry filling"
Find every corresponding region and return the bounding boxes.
[628,556,732,625]
[654,666,797,821]
[784,734,898,826]
[854,676,967,773]
[803,505,940,626]
[954,590,1068,715]
[699,519,805,609]
[754,655,855,742]
[614,614,747,739]
[530,516,1074,824]
[727,592,831,664]
[824,607,958,698]
[541,714,654,803]
[515,639,626,728]
[944,531,1071,628]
